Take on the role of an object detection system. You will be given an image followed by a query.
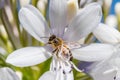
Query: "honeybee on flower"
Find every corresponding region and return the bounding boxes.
[6,0,113,80]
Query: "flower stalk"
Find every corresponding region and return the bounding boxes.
[0,8,21,49]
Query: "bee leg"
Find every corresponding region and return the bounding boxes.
[52,48,59,58]
[56,49,61,59]
[52,48,58,54]
[69,50,73,61]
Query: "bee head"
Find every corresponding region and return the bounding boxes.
[48,35,56,44]
[49,35,56,41]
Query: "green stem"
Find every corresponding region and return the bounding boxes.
[10,0,21,35]
[0,9,21,49]
[31,0,39,7]
[85,33,93,44]
[117,15,120,31]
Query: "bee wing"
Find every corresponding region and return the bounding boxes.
[66,42,84,49]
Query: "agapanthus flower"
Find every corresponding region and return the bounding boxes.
[6,1,113,80]
[79,60,117,80]
[79,48,120,80]
[78,23,120,80]
[93,23,120,80]
[0,67,20,80]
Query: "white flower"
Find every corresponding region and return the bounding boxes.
[79,45,120,80]
[81,23,120,80]
[79,56,118,80]
[0,67,20,80]
[6,1,112,80]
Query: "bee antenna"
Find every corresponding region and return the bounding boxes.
[40,37,49,39]
[44,43,48,46]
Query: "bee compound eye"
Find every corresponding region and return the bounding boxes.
[53,39,58,44]
[49,35,56,41]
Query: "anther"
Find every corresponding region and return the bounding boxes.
[70,56,73,61]
[59,66,61,69]
[63,70,66,74]
[54,67,56,71]
[114,76,116,80]
[69,69,72,73]
[71,65,74,69]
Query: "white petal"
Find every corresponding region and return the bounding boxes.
[57,70,73,80]
[49,0,67,37]
[116,70,120,80]
[93,23,120,44]
[65,72,74,80]
[109,57,120,68]
[0,67,20,80]
[39,70,65,80]
[19,5,50,43]
[72,43,115,61]
[55,70,64,80]
[80,0,93,7]
[78,61,94,73]
[89,63,117,80]
[6,47,51,67]
[63,3,102,42]
[90,67,117,80]
[39,71,55,80]
[116,77,120,80]
[40,68,73,80]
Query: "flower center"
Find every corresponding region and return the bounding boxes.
[48,35,73,61]
[48,35,82,74]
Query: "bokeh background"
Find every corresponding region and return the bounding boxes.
[0,0,120,80]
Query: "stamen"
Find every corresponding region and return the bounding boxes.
[59,66,61,69]
[52,48,58,53]
[61,61,73,74]
[69,70,72,73]
[50,59,53,71]
[63,70,66,74]
[40,37,49,39]
[58,44,64,59]
[50,57,57,71]
[54,67,56,71]
[114,76,116,80]
[70,61,82,72]
[56,59,60,70]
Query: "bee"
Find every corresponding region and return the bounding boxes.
[48,35,73,61]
